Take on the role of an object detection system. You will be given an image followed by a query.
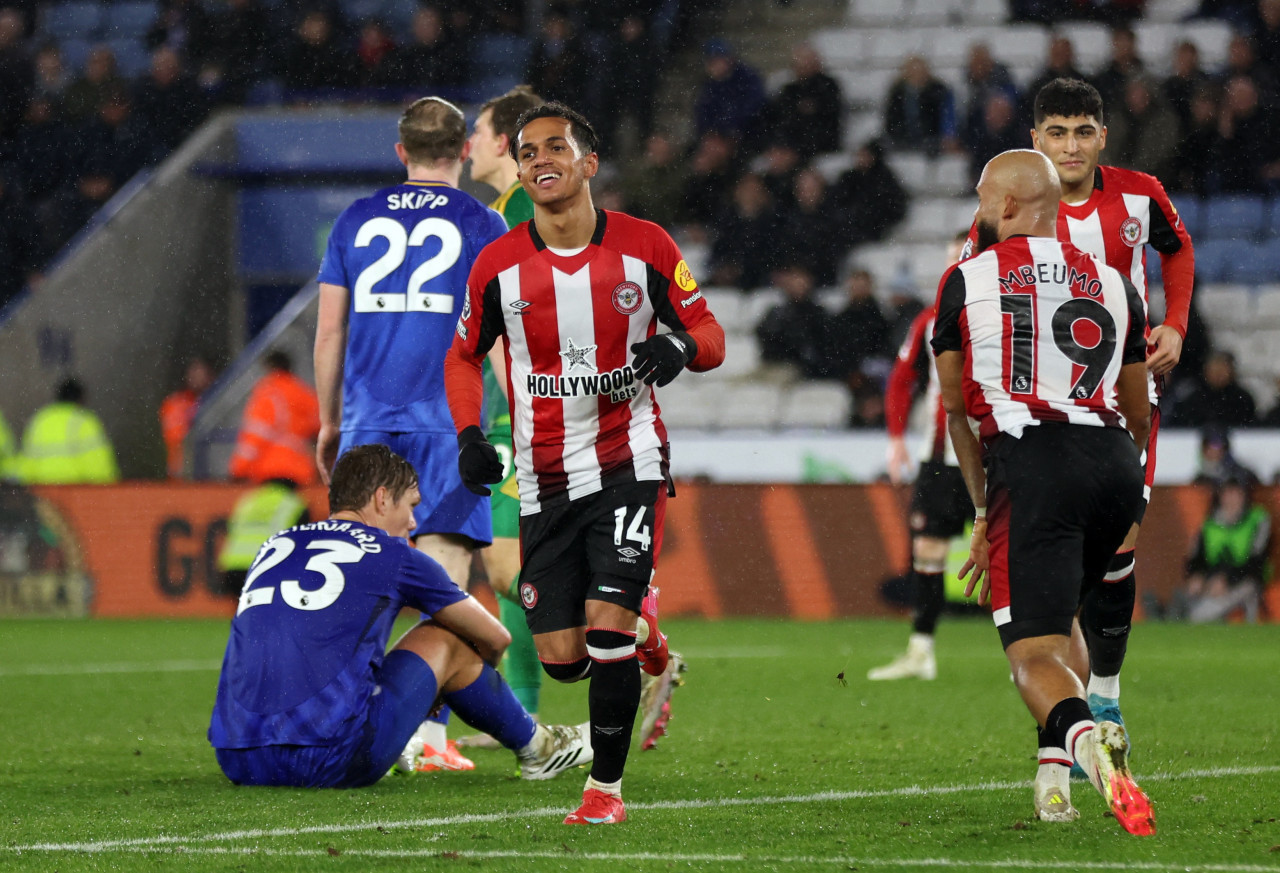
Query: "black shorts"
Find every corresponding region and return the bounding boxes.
[517,480,665,634]
[909,461,973,539]
[984,424,1145,649]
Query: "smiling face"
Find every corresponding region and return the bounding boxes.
[515,116,597,208]
[1031,113,1106,196]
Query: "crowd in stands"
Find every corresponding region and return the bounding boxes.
[5,0,1280,430]
[0,0,717,312]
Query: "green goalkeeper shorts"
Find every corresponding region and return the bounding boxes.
[487,426,520,539]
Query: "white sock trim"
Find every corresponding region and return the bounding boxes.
[1088,673,1121,700]
[585,775,622,795]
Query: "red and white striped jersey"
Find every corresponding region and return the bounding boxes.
[446,209,725,514]
[885,306,955,465]
[962,165,1195,339]
[932,235,1147,442]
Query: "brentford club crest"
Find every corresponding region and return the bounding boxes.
[519,582,538,609]
[1119,217,1143,247]
[612,281,643,315]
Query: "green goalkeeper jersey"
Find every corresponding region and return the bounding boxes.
[481,182,534,433]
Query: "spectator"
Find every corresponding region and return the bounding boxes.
[0,169,40,309]
[775,167,844,288]
[1261,376,1280,427]
[77,88,159,184]
[756,142,802,209]
[826,268,890,383]
[524,7,590,106]
[0,8,32,138]
[385,6,465,90]
[1169,84,1220,194]
[1107,75,1180,182]
[146,0,212,59]
[354,20,396,87]
[1163,40,1212,131]
[1022,35,1088,123]
[708,172,781,289]
[676,130,739,231]
[1213,75,1280,193]
[1258,0,1280,78]
[198,0,272,102]
[160,356,215,479]
[20,378,120,484]
[228,350,320,486]
[619,132,686,230]
[882,55,957,155]
[595,14,659,156]
[133,47,208,151]
[829,139,908,246]
[38,163,118,257]
[754,265,831,380]
[848,381,887,429]
[766,42,843,157]
[961,44,1019,149]
[1092,24,1145,111]
[1168,471,1271,622]
[30,43,70,105]
[10,97,73,203]
[884,269,925,352]
[62,45,124,122]
[693,37,766,143]
[280,9,355,93]
[1173,351,1258,428]
[1218,32,1277,98]
[1192,424,1253,487]
[966,91,1024,184]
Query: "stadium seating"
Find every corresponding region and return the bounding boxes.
[107,37,151,79]
[1202,196,1267,243]
[103,2,157,38]
[779,381,852,429]
[41,2,105,41]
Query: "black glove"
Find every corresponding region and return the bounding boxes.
[630,331,696,387]
[457,425,504,496]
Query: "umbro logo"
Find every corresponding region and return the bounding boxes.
[509,299,531,314]
[616,548,640,559]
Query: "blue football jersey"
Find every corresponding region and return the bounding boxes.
[208,519,468,749]
[318,181,508,433]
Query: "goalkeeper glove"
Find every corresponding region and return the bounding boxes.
[630,331,697,387]
[457,425,504,496]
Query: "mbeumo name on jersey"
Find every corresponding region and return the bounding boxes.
[998,263,1104,298]
[527,367,639,404]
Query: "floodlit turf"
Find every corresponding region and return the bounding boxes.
[1,616,1278,872]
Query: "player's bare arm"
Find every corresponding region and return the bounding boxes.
[936,349,989,603]
[431,596,513,668]
[314,282,350,484]
[1145,324,1183,376]
[1116,361,1152,448]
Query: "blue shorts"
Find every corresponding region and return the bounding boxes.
[338,431,492,545]
[214,649,438,788]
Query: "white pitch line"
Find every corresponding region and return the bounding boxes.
[13,764,1280,854]
[10,847,1280,872]
[0,659,222,677]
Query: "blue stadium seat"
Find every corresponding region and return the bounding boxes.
[472,34,531,80]
[1193,238,1238,283]
[41,2,105,41]
[59,36,94,71]
[1145,249,1162,285]
[1215,239,1273,284]
[339,0,384,25]
[1202,195,1267,242]
[1252,240,1280,284]
[107,37,151,79]
[1168,194,1201,239]
[103,2,158,39]
[1267,199,1280,239]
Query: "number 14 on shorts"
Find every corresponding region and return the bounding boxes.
[613,506,651,554]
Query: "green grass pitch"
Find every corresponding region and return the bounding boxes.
[1,616,1278,872]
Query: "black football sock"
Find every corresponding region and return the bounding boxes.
[584,628,641,785]
[911,570,945,636]
[1082,549,1135,680]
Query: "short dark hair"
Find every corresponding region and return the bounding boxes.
[399,96,467,164]
[481,85,543,142]
[328,444,418,514]
[510,101,599,159]
[265,350,292,372]
[1034,78,1105,126]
